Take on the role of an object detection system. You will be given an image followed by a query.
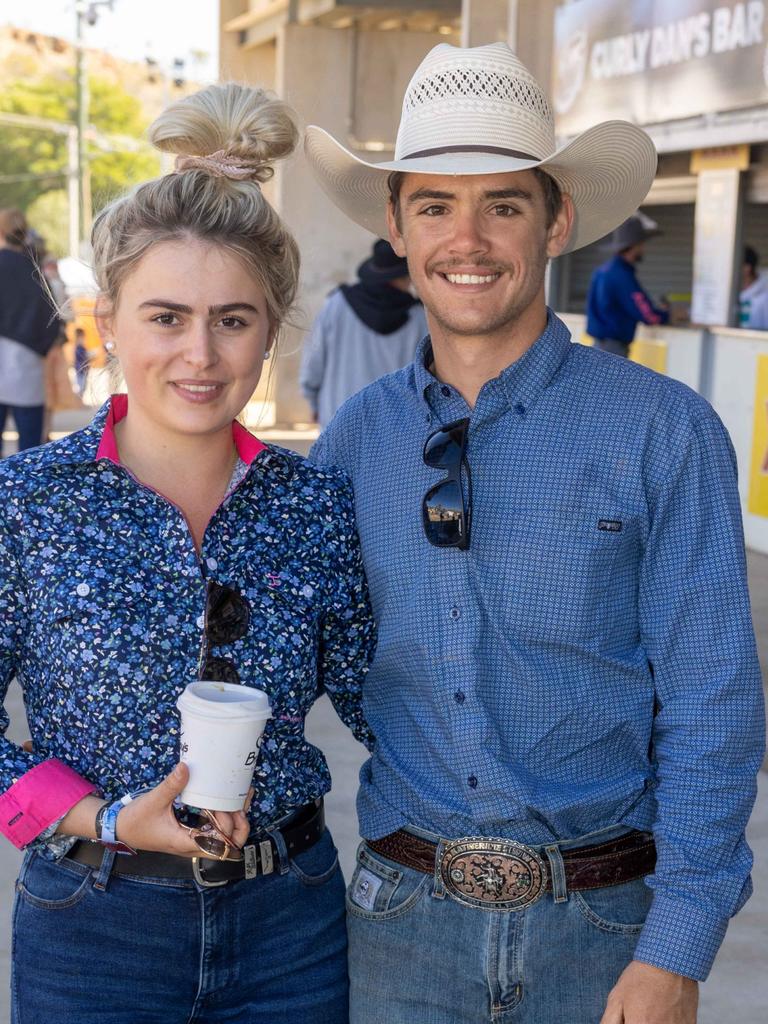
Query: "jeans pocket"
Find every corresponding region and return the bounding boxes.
[346,843,430,921]
[290,830,341,887]
[16,853,92,911]
[571,876,653,935]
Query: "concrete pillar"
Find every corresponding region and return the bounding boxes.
[514,0,560,89]
[460,0,515,47]
[219,1,252,82]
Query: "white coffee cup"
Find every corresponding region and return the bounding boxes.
[176,681,272,811]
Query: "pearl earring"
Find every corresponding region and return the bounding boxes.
[104,340,115,353]
[263,349,271,361]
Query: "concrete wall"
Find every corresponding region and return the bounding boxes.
[219,1,255,82]
[461,0,513,46]
[514,0,559,87]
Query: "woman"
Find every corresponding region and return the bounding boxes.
[0,208,62,455]
[0,83,374,1023]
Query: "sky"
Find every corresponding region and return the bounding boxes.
[4,0,220,81]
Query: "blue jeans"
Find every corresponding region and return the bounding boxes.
[12,830,348,1023]
[347,835,653,1024]
[0,404,45,456]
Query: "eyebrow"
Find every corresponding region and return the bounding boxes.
[405,187,534,204]
[138,300,261,315]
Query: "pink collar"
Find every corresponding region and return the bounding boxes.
[95,393,267,465]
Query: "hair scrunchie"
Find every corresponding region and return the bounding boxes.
[174,150,262,182]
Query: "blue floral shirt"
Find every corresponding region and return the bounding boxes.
[0,398,375,855]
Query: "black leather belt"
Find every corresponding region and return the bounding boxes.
[66,799,325,888]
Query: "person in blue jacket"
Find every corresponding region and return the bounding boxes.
[587,213,669,356]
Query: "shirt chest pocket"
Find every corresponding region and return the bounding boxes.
[32,577,149,666]
[494,507,632,645]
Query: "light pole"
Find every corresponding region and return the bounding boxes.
[74,0,114,251]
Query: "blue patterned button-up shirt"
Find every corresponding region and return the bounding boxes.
[0,399,374,852]
[311,310,765,981]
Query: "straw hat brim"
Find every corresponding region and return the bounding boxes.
[305,121,657,255]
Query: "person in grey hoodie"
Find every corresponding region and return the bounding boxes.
[300,240,426,426]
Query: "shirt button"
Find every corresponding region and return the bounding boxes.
[441,386,451,397]
[514,402,526,416]
[206,557,218,571]
[76,583,90,597]
[196,614,205,629]
[449,606,461,620]
[454,691,466,704]
[467,775,478,789]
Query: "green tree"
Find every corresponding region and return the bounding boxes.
[26,189,69,258]
[0,73,159,222]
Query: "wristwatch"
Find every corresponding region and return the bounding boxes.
[94,795,137,856]
[94,802,109,842]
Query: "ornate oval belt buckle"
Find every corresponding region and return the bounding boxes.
[440,838,548,911]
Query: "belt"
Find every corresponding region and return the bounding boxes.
[367,828,656,912]
[66,799,325,888]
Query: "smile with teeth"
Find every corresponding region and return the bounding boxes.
[175,383,221,393]
[443,272,500,285]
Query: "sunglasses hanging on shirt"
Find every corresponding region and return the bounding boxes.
[422,417,472,551]
[199,581,250,684]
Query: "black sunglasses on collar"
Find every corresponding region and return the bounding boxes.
[422,417,472,551]
[199,581,250,684]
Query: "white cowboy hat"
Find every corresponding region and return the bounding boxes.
[305,42,657,254]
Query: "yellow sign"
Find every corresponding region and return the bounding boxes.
[629,339,668,374]
[748,355,768,518]
[690,144,750,173]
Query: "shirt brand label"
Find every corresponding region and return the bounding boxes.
[598,519,623,532]
[351,867,382,911]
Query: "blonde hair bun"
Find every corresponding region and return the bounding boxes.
[149,82,299,183]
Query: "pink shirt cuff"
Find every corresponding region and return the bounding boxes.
[0,759,98,849]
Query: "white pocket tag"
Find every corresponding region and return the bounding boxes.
[351,867,383,911]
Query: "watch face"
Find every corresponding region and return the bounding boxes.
[95,804,107,839]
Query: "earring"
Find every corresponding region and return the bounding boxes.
[263,349,271,361]
[104,340,115,353]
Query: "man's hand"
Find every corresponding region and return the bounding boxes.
[600,961,698,1024]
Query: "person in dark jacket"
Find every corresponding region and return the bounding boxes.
[586,212,669,356]
[0,208,62,455]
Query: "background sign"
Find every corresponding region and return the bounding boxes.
[690,168,741,325]
[749,354,768,517]
[553,0,768,134]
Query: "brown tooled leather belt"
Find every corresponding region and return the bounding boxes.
[366,829,656,911]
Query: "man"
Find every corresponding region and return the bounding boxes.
[305,43,764,1024]
[586,212,669,356]
[300,239,427,426]
[739,245,768,328]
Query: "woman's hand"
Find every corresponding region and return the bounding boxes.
[59,764,251,859]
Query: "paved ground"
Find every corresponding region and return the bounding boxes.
[0,412,766,1020]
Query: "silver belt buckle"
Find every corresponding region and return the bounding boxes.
[439,837,548,911]
[191,857,229,888]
